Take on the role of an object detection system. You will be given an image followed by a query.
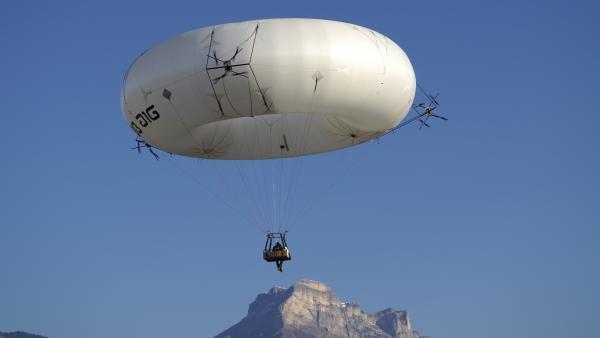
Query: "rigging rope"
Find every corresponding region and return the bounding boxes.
[166,156,266,232]
[288,141,374,227]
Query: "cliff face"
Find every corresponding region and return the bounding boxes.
[215,279,423,338]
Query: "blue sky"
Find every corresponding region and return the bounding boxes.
[1,1,598,338]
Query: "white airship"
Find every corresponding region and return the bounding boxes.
[121,18,416,160]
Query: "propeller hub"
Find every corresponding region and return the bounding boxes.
[224,60,232,72]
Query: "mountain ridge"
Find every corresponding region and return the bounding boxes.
[215,279,425,338]
[0,332,47,338]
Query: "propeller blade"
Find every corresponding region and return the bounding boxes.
[212,73,227,84]
[230,47,242,61]
[232,71,248,77]
[419,115,432,130]
[432,114,448,121]
[148,147,160,160]
[417,83,440,106]
[213,51,218,65]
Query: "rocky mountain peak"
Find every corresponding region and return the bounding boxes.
[292,279,332,293]
[375,308,415,337]
[216,280,424,338]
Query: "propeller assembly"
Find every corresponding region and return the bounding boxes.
[209,47,249,84]
[413,84,447,130]
[383,83,448,135]
[132,137,160,160]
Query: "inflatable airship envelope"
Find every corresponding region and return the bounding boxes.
[121,18,416,160]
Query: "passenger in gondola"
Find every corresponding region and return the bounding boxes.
[275,260,284,272]
[272,242,284,272]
